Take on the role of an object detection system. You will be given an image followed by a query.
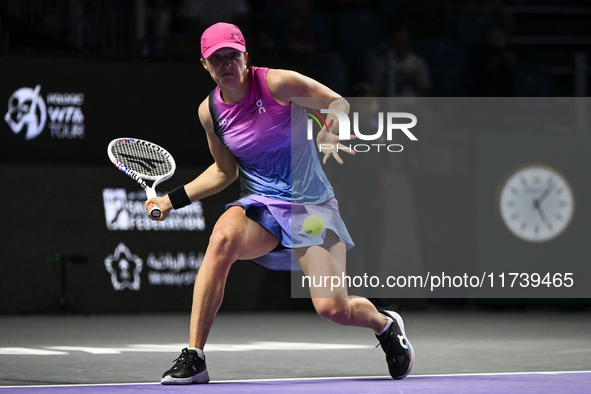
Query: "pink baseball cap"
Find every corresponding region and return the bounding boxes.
[201,23,246,59]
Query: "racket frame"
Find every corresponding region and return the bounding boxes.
[107,137,176,219]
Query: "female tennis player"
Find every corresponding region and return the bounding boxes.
[146,22,413,384]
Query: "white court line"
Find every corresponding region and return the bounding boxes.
[0,342,374,355]
[1,370,590,389]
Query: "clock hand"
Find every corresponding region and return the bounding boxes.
[533,199,552,230]
[531,181,555,221]
[535,181,555,205]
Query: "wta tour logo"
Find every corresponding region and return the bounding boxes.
[4,85,47,140]
[306,109,417,153]
[4,84,86,140]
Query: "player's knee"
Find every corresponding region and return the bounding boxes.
[208,226,241,261]
[314,298,351,325]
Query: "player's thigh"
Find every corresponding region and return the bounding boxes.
[211,206,279,261]
[296,230,348,299]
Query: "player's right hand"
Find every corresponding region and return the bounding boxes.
[316,118,356,165]
[145,195,173,221]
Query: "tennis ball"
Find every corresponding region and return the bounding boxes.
[303,215,325,237]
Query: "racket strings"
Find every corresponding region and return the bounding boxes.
[112,141,172,177]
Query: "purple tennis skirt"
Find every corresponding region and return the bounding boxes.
[227,195,354,271]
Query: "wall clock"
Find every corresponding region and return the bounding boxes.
[498,164,575,243]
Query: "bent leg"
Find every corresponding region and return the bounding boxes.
[296,231,388,334]
[189,206,279,348]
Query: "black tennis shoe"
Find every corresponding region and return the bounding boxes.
[375,310,414,379]
[161,348,210,384]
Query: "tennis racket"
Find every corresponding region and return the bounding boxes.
[107,138,176,219]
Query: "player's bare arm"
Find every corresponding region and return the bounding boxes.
[145,98,238,219]
[266,69,354,164]
[267,69,349,114]
[181,98,239,200]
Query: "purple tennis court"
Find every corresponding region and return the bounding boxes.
[3,372,591,394]
[3,2,591,394]
[1,312,590,393]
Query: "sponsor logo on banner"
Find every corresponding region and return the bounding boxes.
[4,85,85,140]
[146,251,203,286]
[102,188,206,231]
[104,243,203,291]
[4,85,46,139]
[104,243,143,291]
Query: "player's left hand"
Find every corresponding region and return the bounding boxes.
[316,118,356,165]
[145,195,173,221]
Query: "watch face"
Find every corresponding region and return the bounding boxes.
[498,165,575,243]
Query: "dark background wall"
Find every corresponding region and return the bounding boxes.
[1,0,590,314]
[0,54,302,314]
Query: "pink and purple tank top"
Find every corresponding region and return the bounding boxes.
[208,66,333,204]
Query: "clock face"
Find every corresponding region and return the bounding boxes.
[498,165,575,243]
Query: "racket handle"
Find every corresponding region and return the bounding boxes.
[150,206,162,220]
[145,188,162,220]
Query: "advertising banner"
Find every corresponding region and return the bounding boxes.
[0,55,284,314]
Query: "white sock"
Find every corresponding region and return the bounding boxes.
[378,317,393,335]
[189,347,205,360]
